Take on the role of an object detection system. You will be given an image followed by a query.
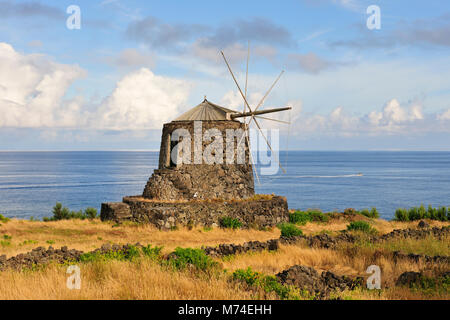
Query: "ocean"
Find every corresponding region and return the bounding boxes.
[0,151,449,220]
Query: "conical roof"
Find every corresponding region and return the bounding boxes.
[174,98,238,121]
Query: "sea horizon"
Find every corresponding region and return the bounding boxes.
[1,150,449,220]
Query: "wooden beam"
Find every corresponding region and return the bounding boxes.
[230,107,291,119]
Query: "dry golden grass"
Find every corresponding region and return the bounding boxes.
[3,215,446,257]
[0,259,260,300]
[0,219,279,257]
[0,217,448,300]
[221,243,449,300]
[300,217,449,236]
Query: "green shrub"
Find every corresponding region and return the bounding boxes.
[359,207,380,219]
[346,221,374,233]
[52,203,68,220]
[290,210,328,225]
[0,240,11,247]
[168,247,218,271]
[408,207,420,221]
[359,209,370,217]
[308,210,329,222]
[78,245,145,263]
[84,207,98,219]
[278,223,303,237]
[395,205,448,221]
[76,244,162,264]
[21,239,38,245]
[141,244,163,259]
[289,211,311,225]
[395,208,409,221]
[232,267,295,299]
[418,204,428,219]
[3,234,12,240]
[437,207,448,221]
[233,267,261,286]
[370,207,380,219]
[219,216,242,229]
[0,214,10,223]
[44,203,99,221]
[428,205,438,220]
[344,208,357,215]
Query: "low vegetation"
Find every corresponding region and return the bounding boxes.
[359,208,380,219]
[394,205,449,222]
[346,221,377,233]
[290,210,329,225]
[278,223,303,237]
[219,216,243,229]
[43,203,98,221]
[167,247,218,271]
[0,214,10,223]
[0,213,448,300]
[290,207,379,226]
[232,267,299,299]
[77,245,162,264]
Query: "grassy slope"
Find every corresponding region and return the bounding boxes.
[0,217,448,300]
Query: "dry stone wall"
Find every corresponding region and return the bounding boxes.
[101,195,289,230]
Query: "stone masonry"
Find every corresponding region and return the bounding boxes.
[101,195,289,230]
[143,120,254,201]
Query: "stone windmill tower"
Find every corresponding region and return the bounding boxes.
[142,97,255,201]
[101,47,291,229]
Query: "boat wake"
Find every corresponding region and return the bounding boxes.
[289,174,363,178]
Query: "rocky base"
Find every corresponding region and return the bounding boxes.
[143,164,254,201]
[101,195,289,230]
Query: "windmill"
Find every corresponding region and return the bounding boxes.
[220,44,291,183]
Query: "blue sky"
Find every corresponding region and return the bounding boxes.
[0,0,449,150]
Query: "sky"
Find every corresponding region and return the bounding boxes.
[0,0,450,150]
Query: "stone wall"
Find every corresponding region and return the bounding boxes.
[101,195,289,230]
[158,120,250,169]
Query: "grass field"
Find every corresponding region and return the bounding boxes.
[0,217,448,300]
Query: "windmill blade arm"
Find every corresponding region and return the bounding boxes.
[220,51,253,113]
[231,107,291,119]
[252,117,286,174]
[254,70,284,112]
[254,115,291,124]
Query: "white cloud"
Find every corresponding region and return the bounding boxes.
[281,98,432,137]
[365,99,424,130]
[0,42,85,128]
[0,43,193,131]
[437,109,450,120]
[96,68,191,130]
[220,90,264,111]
